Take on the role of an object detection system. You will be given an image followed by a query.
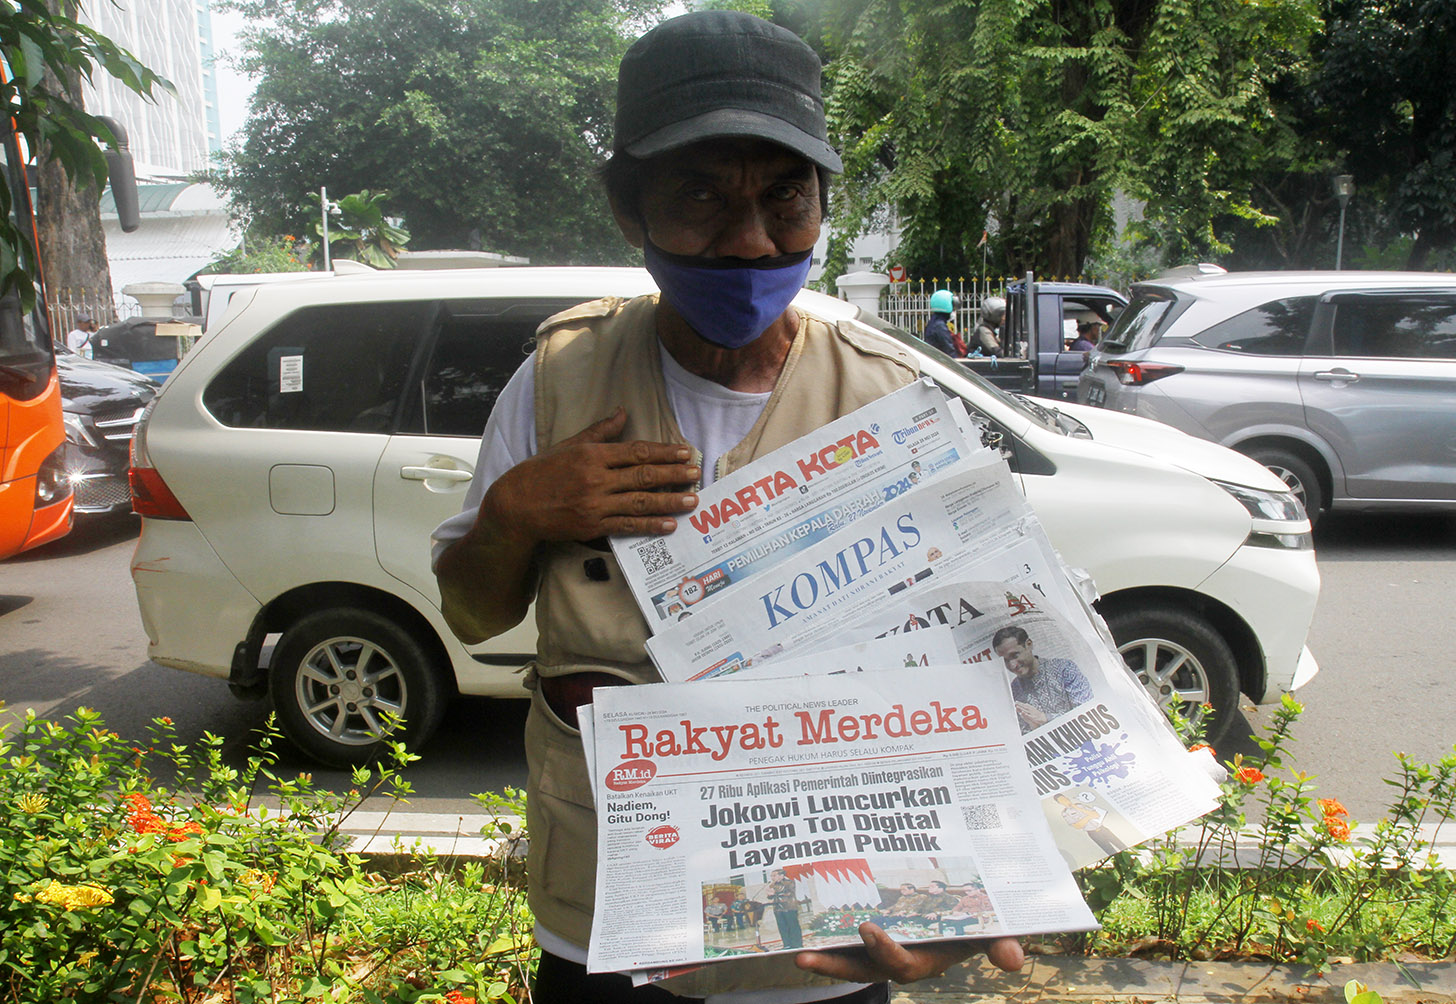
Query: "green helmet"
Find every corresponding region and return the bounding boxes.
[929,290,954,313]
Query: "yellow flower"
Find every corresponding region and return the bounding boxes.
[16,792,49,814]
[238,869,278,893]
[35,880,114,911]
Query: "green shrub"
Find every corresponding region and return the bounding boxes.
[1079,695,1456,968]
[0,706,530,1004]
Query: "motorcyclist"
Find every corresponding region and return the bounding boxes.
[922,289,960,356]
[971,296,1006,356]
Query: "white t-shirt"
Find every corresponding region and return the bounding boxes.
[430,342,870,1002]
[66,326,93,358]
[430,342,771,566]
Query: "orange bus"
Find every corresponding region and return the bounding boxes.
[0,125,70,559]
[0,103,139,558]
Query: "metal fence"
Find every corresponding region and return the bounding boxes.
[46,292,147,336]
[879,277,1008,340]
[877,274,1117,337]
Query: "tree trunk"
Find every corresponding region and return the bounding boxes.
[35,0,116,329]
[1044,196,1095,277]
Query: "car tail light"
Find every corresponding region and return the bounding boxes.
[126,397,188,519]
[129,466,190,520]
[1105,359,1184,386]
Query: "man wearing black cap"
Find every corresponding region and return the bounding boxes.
[434,11,1023,1001]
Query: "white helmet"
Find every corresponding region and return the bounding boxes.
[981,296,1006,322]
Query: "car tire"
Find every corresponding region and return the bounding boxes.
[1246,446,1323,521]
[1103,604,1240,744]
[269,607,448,767]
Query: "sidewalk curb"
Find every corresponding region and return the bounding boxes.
[893,957,1456,1003]
[340,818,1456,1003]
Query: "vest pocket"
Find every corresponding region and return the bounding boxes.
[538,543,652,664]
[525,685,598,934]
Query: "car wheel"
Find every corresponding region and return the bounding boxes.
[1103,604,1240,744]
[269,607,448,767]
[1246,446,1323,520]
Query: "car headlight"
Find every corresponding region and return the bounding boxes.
[35,445,72,506]
[62,410,99,448]
[1213,480,1312,550]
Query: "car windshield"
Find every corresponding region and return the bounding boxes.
[1100,290,1176,354]
[841,310,1064,434]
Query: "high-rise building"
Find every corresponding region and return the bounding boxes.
[82,0,223,180]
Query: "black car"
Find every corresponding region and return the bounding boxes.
[56,348,158,516]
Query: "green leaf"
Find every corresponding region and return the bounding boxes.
[198,884,223,912]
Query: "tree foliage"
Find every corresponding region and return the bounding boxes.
[1314,0,1456,269]
[818,0,1322,279]
[217,0,665,266]
[0,0,171,307]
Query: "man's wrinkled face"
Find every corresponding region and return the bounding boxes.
[617,138,821,260]
[995,637,1037,679]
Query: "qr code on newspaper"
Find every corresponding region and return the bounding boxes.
[638,538,675,576]
[960,804,1002,830]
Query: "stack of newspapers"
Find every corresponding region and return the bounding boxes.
[578,378,1222,978]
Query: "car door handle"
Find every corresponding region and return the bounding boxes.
[401,466,472,483]
[1312,369,1360,383]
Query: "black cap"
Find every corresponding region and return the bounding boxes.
[614,11,842,173]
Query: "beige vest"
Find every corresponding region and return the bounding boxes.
[524,293,918,993]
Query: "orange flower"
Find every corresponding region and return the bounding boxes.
[1188,743,1212,753]
[164,821,204,842]
[443,992,475,1004]
[121,792,204,841]
[1318,798,1348,818]
[1234,766,1265,784]
[1325,817,1351,842]
[123,794,167,835]
[1306,918,1324,933]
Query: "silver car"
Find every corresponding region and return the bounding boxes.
[1077,271,1456,518]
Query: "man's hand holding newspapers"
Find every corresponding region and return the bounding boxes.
[797,924,1024,983]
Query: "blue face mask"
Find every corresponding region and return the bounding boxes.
[644,242,813,349]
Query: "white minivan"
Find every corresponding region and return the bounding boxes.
[129,268,1319,765]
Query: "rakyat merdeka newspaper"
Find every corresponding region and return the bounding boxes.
[577,631,965,802]
[585,665,1098,974]
[610,378,993,628]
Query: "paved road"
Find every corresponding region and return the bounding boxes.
[2,509,1454,825]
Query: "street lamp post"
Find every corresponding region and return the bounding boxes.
[1334,174,1355,270]
[320,186,333,272]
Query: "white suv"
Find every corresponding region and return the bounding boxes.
[130,268,1320,765]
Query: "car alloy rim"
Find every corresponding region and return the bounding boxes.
[1116,636,1211,725]
[294,635,407,746]
[1265,464,1306,508]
